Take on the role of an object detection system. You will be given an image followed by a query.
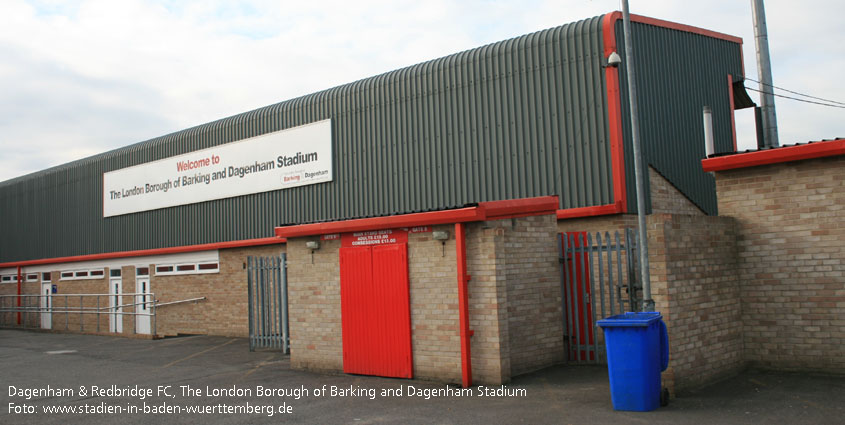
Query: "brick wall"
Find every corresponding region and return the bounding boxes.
[409,225,462,382]
[287,237,343,373]
[714,156,845,372]
[464,222,510,384]
[556,213,743,393]
[287,224,505,384]
[556,168,744,393]
[287,214,561,385]
[648,214,743,393]
[501,214,565,375]
[151,244,285,337]
[1,244,285,338]
[0,280,44,328]
[40,274,110,333]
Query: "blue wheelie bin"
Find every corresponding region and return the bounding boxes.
[596,312,669,411]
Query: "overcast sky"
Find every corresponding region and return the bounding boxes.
[1,0,842,182]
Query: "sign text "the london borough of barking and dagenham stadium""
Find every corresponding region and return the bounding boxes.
[102,120,332,217]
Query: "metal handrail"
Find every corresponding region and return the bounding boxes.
[1,293,208,337]
[0,294,153,314]
[154,297,206,308]
[2,293,148,297]
[0,292,156,335]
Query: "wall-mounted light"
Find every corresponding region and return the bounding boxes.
[306,240,320,264]
[305,241,320,250]
[433,230,450,257]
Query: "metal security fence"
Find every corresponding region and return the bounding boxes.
[559,229,641,364]
[247,254,289,353]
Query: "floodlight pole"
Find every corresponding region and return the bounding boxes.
[621,1,653,312]
[751,0,779,147]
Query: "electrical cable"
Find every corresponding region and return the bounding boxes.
[745,87,845,109]
[745,77,845,106]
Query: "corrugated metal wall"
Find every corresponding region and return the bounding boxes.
[615,20,744,214]
[1,16,613,262]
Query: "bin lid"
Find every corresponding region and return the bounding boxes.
[597,312,663,328]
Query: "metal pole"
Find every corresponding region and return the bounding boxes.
[751,0,779,148]
[703,106,715,157]
[247,257,255,351]
[153,293,157,338]
[621,1,653,311]
[281,253,289,354]
[557,236,570,361]
[16,266,22,325]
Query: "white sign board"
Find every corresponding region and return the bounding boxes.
[103,119,332,217]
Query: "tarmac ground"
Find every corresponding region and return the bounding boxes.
[1,329,843,424]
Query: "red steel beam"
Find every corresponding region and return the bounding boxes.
[480,196,559,220]
[602,12,629,214]
[556,202,624,220]
[275,207,484,239]
[455,222,472,388]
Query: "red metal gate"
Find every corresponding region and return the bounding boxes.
[339,243,413,378]
[560,229,641,364]
[562,232,596,361]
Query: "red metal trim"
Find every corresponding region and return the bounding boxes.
[701,139,845,172]
[556,202,624,220]
[603,11,743,45]
[0,237,286,268]
[455,222,472,388]
[727,75,738,152]
[602,12,628,213]
[633,14,743,44]
[479,196,559,219]
[276,207,484,238]
[275,196,559,238]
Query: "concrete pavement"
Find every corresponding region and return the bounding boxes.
[1,329,842,424]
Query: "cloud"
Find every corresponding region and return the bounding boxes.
[1,0,843,182]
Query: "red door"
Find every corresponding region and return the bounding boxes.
[340,243,413,378]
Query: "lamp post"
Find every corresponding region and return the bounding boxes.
[621,1,653,312]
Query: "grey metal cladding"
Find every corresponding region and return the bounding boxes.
[0,15,611,262]
[615,20,743,215]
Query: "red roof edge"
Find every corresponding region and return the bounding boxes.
[701,139,845,172]
[604,11,743,45]
[274,196,560,238]
[0,236,286,269]
[556,202,624,220]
